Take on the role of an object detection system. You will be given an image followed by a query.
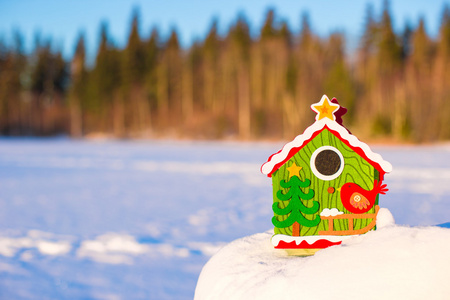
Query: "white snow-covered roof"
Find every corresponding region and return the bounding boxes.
[261,117,393,176]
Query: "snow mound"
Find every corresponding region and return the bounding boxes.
[76,233,190,264]
[195,209,450,300]
[0,230,72,257]
[377,207,395,229]
[320,208,343,217]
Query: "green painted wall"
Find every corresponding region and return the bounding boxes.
[272,129,378,236]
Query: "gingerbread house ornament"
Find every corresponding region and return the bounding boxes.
[261,95,392,255]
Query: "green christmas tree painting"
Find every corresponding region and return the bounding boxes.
[272,162,320,236]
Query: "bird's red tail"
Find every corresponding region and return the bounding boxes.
[374,180,389,195]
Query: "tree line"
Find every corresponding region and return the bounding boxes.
[1,3,450,142]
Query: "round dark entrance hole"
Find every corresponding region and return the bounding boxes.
[314,149,341,176]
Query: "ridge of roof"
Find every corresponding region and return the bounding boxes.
[261,118,393,176]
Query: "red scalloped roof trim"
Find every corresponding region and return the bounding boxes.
[266,126,386,180]
[275,239,342,249]
[266,128,324,177]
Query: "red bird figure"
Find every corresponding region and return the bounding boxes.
[339,180,388,214]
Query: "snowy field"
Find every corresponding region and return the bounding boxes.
[0,138,450,299]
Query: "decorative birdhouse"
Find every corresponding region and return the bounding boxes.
[261,95,392,255]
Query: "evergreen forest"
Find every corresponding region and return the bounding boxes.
[1,4,450,142]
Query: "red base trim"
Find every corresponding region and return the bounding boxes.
[275,239,342,249]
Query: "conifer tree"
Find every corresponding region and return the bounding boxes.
[0,30,26,134]
[377,1,402,76]
[323,33,356,121]
[410,18,434,72]
[144,27,161,124]
[202,19,220,115]
[435,5,450,139]
[272,176,319,236]
[68,33,87,137]
[400,22,413,60]
[29,39,68,135]
[296,12,323,130]
[228,14,251,139]
[261,9,277,40]
[436,6,450,65]
[156,29,182,127]
[122,8,150,134]
[91,22,122,134]
[123,8,147,86]
[407,18,434,141]
[360,4,377,58]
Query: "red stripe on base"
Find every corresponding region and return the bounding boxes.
[275,239,342,249]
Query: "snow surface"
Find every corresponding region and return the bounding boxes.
[0,138,450,299]
[195,209,450,300]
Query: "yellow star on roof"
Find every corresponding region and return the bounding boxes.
[311,95,340,121]
[287,162,302,179]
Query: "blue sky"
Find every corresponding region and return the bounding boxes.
[1,0,449,60]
